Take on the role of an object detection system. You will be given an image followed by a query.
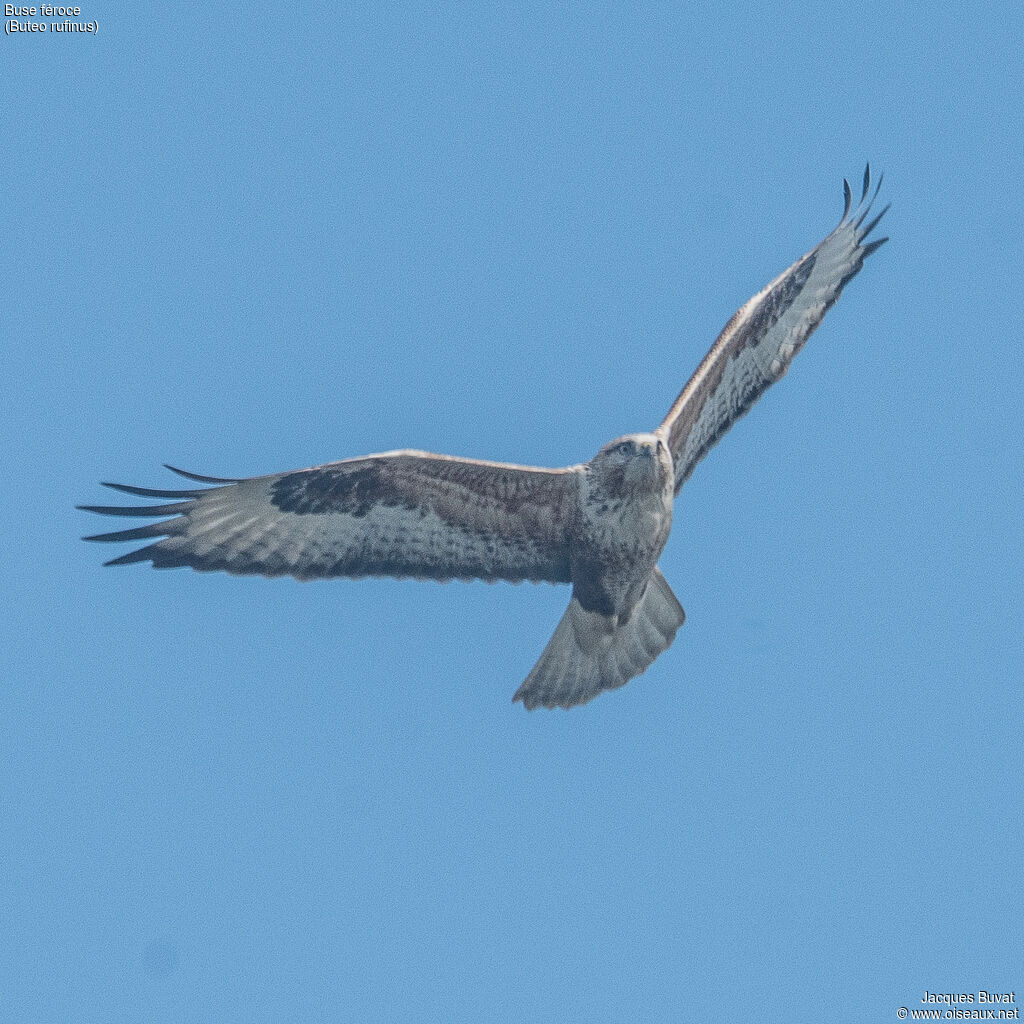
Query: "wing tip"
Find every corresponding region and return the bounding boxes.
[77,500,193,518]
[163,464,241,484]
[101,545,161,567]
[96,465,240,497]
[841,164,885,221]
[100,480,205,499]
[844,164,889,240]
[861,235,890,258]
[859,202,891,241]
[82,521,175,544]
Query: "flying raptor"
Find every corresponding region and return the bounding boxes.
[81,168,888,709]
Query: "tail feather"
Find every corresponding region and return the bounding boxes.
[513,568,685,710]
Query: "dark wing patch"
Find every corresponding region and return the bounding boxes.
[80,451,580,584]
[740,254,816,354]
[272,461,420,518]
[657,166,888,492]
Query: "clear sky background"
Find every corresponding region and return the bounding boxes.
[3,3,1022,1021]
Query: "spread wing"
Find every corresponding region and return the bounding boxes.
[80,452,580,583]
[657,166,889,493]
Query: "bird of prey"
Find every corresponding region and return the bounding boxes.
[81,168,888,710]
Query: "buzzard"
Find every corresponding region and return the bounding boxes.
[81,168,888,709]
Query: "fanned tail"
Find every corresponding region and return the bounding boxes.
[513,567,685,710]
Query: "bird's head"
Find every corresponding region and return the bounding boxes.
[590,433,673,494]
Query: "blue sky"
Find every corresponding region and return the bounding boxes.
[3,2,1022,1020]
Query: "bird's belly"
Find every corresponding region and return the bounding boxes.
[571,503,672,619]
